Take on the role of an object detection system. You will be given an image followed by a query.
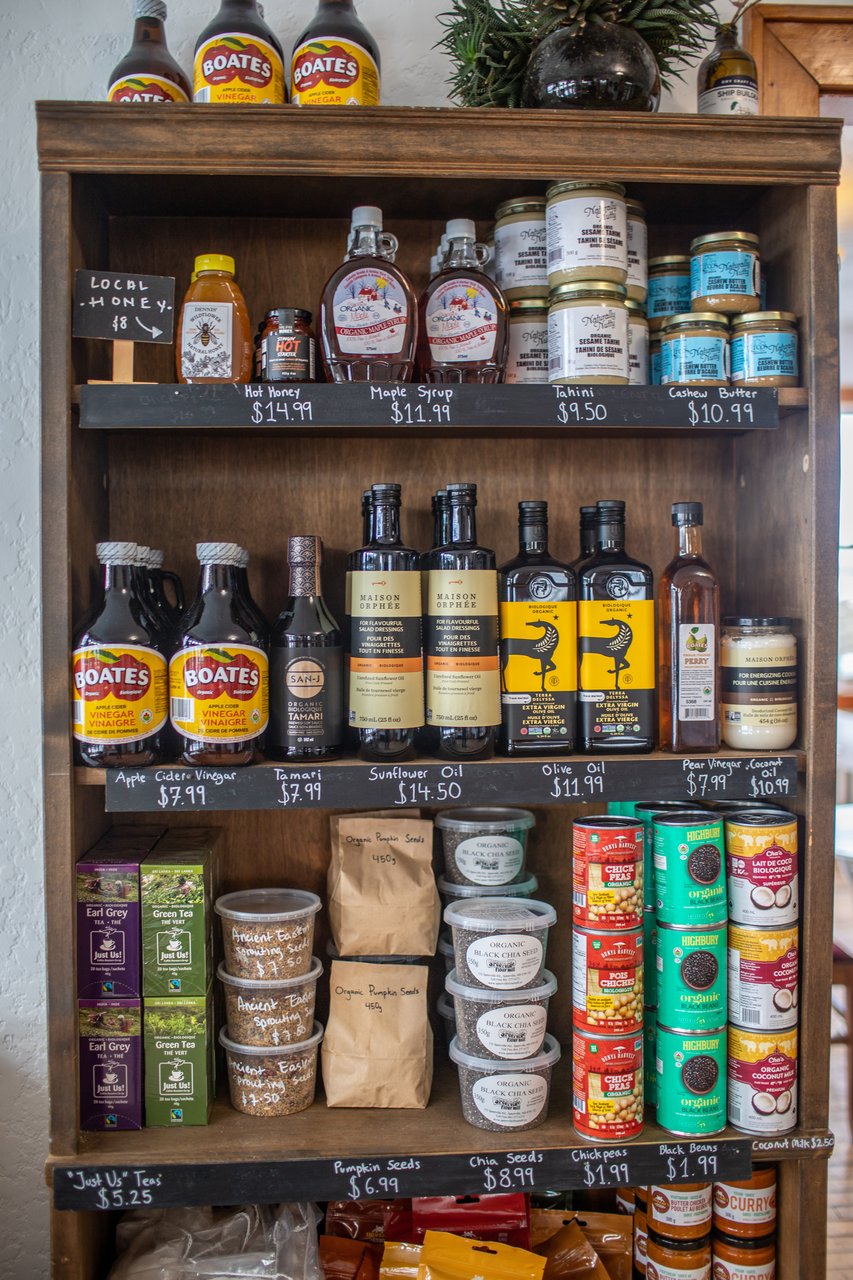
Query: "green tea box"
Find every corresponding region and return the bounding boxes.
[143,988,214,1126]
[140,828,221,997]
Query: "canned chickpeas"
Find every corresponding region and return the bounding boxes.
[653,811,726,925]
[573,816,644,929]
[572,1028,644,1141]
[572,925,643,1033]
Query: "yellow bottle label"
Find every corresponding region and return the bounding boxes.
[108,75,189,104]
[500,600,577,743]
[169,644,269,744]
[291,37,380,105]
[193,32,285,104]
[578,598,655,743]
[72,644,168,744]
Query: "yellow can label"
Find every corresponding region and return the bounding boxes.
[169,644,269,744]
[193,33,285,104]
[291,37,380,105]
[72,644,168,744]
[108,75,189,104]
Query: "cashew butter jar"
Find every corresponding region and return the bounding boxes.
[648,256,692,332]
[506,298,549,384]
[731,311,799,387]
[548,281,629,384]
[661,313,729,386]
[627,298,649,386]
[494,197,548,299]
[690,232,761,316]
[546,181,628,287]
[626,199,648,303]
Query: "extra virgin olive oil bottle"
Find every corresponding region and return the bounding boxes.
[499,502,577,755]
[347,484,424,761]
[423,483,501,760]
[578,501,655,753]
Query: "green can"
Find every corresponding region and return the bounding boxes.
[653,811,726,925]
[635,801,693,901]
[643,908,658,1007]
[655,1022,727,1135]
[607,801,638,817]
[644,1012,657,1108]
[656,921,727,1031]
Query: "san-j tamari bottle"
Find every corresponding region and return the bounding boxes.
[697,22,758,116]
[268,537,343,761]
[72,542,169,768]
[347,484,424,761]
[193,0,286,104]
[578,501,654,753]
[572,505,598,571]
[319,207,417,383]
[419,219,509,383]
[659,501,720,752]
[423,483,501,760]
[291,0,380,105]
[108,0,191,102]
[499,501,577,756]
[170,542,269,766]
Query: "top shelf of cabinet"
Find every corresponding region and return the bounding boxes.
[36,105,842,217]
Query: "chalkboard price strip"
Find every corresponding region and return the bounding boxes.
[102,754,800,812]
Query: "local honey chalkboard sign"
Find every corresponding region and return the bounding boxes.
[73,271,176,344]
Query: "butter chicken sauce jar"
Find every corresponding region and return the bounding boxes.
[731,311,798,387]
[546,181,628,287]
[548,281,628,384]
[647,1230,711,1278]
[661,313,729,387]
[690,232,761,316]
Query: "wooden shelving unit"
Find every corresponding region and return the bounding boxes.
[38,103,840,1278]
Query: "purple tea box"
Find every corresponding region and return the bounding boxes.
[77,828,164,998]
[79,999,142,1131]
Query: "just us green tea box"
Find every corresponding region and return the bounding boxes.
[141,828,221,997]
[143,988,214,1126]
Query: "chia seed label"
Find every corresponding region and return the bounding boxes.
[655,1024,727,1135]
[475,1004,548,1058]
[653,815,726,926]
[466,933,544,988]
[656,922,727,1032]
[470,1071,548,1126]
[453,834,524,886]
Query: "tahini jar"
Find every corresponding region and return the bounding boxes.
[627,298,649,386]
[548,281,628,384]
[731,311,798,387]
[546,181,628,287]
[506,298,549,384]
[721,618,797,750]
[690,232,761,316]
[494,197,548,299]
[626,199,648,303]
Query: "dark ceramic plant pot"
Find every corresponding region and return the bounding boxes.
[522,21,661,111]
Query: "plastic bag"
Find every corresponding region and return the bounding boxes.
[535,1223,610,1280]
[380,1243,422,1280]
[319,1235,382,1280]
[410,1196,529,1248]
[325,1202,404,1244]
[417,1230,545,1280]
[530,1214,631,1280]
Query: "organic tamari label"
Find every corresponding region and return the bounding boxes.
[72,644,168,745]
[169,644,269,744]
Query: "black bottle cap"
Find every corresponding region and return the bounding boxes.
[371,483,401,498]
[672,501,703,526]
[579,505,597,526]
[519,500,548,519]
[596,500,625,515]
[723,616,793,628]
[447,483,477,502]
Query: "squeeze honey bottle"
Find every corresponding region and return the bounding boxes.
[170,542,270,766]
[72,542,169,768]
[419,219,509,383]
[108,0,191,103]
[291,0,380,105]
[176,255,253,384]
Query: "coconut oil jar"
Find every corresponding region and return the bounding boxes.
[721,617,797,750]
[691,232,761,315]
[546,181,628,287]
[548,281,629,384]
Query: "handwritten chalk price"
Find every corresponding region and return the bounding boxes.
[158,783,208,809]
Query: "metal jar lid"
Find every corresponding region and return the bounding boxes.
[649,255,691,269]
[546,180,626,200]
[495,195,546,220]
[509,297,549,316]
[661,312,730,333]
[690,230,760,252]
[731,310,797,330]
[626,298,647,319]
[626,198,646,218]
[550,280,628,305]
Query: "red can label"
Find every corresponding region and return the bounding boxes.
[573,819,644,928]
[573,1029,644,1141]
[572,927,644,1034]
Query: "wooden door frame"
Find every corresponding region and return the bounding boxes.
[745,5,853,117]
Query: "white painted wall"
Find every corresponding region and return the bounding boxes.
[0,0,841,1275]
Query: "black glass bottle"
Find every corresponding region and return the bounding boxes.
[347,484,424,761]
[499,501,577,755]
[268,536,343,760]
[572,505,598,571]
[423,483,501,760]
[578,501,655,753]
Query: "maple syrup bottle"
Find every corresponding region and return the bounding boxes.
[319,207,418,383]
[659,502,720,752]
[291,0,380,105]
[170,543,269,766]
[348,485,423,762]
[108,1,191,103]
[72,543,169,768]
[419,219,509,384]
[193,0,286,104]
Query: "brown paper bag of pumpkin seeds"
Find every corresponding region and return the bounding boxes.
[322,960,433,1108]
[328,813,440,957]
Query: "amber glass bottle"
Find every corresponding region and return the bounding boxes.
[193,0,286,104]
[659,501,720,751]
[170,542,269,766]
[176,255,253,384]
[291,0,380,105]
[419,219,509,383]
[697,24,758,116]
[108,1,190,102]
[72,542,169,768]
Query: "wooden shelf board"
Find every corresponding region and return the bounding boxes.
[76,750,804,812]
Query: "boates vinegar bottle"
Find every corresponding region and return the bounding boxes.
[291,0,380,105]
[268,537,343,761]
[419,219,508,383]
[72,542,169,768]
[659,501,720,751]
[319,207,417,382]
[146,548,184,628]
[348,484,424,761]
[499,501,577,756]
[423,483,501,760]
[578,501,654,753]
[170,542,269,766]
[193,0,286,103]
[108,0,191,102]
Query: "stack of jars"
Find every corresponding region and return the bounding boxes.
[570,815,645,1141]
